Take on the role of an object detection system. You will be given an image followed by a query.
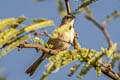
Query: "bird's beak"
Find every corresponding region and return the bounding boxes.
[72,15,76,19]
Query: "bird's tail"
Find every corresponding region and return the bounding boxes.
[25,53,47,76]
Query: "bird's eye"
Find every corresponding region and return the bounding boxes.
[66,16,69,19]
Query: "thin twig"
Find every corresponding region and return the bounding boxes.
[34,30,51,38]
[85,6,120,61]
[99,62,120,80]
[82,0,113,47]
[101,67,120,80]
[80,0,120,79]
[65,0,71,14]
[86,15,113,47]
[86,14,120,60]
[73,33,120,80]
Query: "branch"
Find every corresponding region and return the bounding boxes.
[86,15,113,47]
[34,30,51,38]
[101,67,120,80]
[74,34,120,80]
[18,43,59,55]
[85,6,120,60]
[81,0,113,47]
[85,15,120,60]
[65,0,71,14]
[79,0,120,79]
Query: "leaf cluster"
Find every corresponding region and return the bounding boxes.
[40,44,117,80]
[0,16,54,56]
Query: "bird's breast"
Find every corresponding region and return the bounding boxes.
[61,27,75,43]
[56,27,75,50]
[47,27,75,51]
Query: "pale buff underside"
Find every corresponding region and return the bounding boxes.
[47,24,75,51]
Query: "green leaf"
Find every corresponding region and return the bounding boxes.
[102,43,117,58]
[77,63,90,79]
[109,55,116,67]
[112,11,120,17]
[68,64,80,77]
[78,51,104,79]
[96,65,102,76]
[102,11,120,24]
[34,0,46,2]
[0,28,18,45]
[51,25,73,39]
[24,20,55,32]
[57,0,67,17]
[40,62,55,80]
[41,47,112,79]
[0,18,18,30]
[102,16,112,24]
[96,58,102,76]
[77,0,97,9]
[32,37,44,45]
[11,15,27,28]
[0,35,31,56]
[32,18,50,23]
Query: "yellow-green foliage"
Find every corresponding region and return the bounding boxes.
[77,0,97,9]
[40,43,117,80]
[57,0,67,17]
[0,16,54,56]
[102,11,120,24]
[0,18,18,30]
[0,16,27,45]
[102,43,117,58]
[0,16,28,56]
[77,50,104,79]
[0,28,18,45]
[24,20,54,32]
[68,64,80,76]
[0,16,118,79]
[32,18,50,23]
[51,25,72,39]
[34,0,45,2]
[45,43,54,49]
[96,58,102,77]
[102,16,112,24]
[17,15,27,23]
[109,55,116,67]
[0,35,31,56]
[11,15,27,28]
[32,37,44,45]
[41,62,55,80]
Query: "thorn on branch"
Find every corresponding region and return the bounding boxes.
[34,30,51,38]
[18,44,24,51]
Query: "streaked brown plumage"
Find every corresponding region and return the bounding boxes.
[25,15,76,76]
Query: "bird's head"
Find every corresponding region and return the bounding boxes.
[61,15,76,25]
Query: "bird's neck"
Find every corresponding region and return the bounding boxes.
[60,20,74,27]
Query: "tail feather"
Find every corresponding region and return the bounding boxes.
[25,53,46,76]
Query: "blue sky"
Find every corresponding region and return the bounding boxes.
[0,0,120,80]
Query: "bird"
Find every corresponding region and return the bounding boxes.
[25,14,76,76]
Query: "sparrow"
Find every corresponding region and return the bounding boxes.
[25,14,76,76]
